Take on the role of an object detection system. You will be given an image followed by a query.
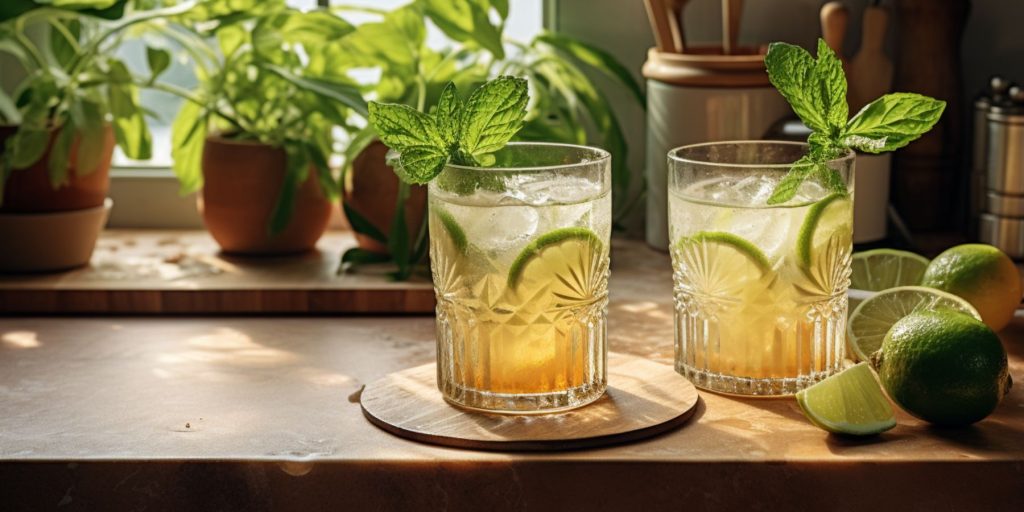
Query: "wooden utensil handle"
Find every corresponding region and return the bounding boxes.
[861,6,889,51]
[645,0,676,53]
[820,1,850,60]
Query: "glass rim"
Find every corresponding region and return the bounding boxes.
[667,140,855,169]
[443,141,611,173]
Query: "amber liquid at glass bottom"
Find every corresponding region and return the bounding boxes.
[427,143,611,413]
[668,142,854,396]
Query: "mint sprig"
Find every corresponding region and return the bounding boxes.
[367,76,529,184]
[764,39,946,204]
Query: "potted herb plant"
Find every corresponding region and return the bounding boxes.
[328,0,644,279]
[166,0,366,254]
[0,0,178,271]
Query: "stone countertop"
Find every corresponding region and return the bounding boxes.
[1,240,1022,510]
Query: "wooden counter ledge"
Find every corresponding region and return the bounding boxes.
[1,239,1022,510]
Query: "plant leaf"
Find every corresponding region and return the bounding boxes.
[535,32,646,107]
[396,145,449,185]
[368,101,445,153]
[268,143,307,236]
[49,19,81,68]
[0,86,20,124]
[387,181,411,278]
[171,99,206,194]
[764,42,828,132]
[146,47,171,83]
[305,140,338,200]
[261,63,368,117]
[767,155,816,205]
[48,123,75,187]
[423,0,505,60]
[813,39,848,134]
[75,124,107,176]
[9,127,50,170]
[339,247,390,270]
[434,81,462,148]
[342,201,388,244]
[843,92,946,153]
[457,75,528,163]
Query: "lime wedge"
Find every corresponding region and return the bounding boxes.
[434,208,467,253]
[797,193,853,268]
[796,362,896,436]
[851,249,930,291]
[847,285,982,362]
[507,228,606,305]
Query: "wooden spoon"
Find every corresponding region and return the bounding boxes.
[666,0,689,53]
[722,0,743,55]
[644,0,677,53]
[820,1,850,68]
[848,5,893,111]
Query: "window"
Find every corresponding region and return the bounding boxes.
[112,0,545,171]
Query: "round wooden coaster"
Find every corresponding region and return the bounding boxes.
[359,352,700,451]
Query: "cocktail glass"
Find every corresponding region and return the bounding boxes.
[428,142,612,413]
[668,141,855,395]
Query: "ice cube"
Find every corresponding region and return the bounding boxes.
[459,204,540,266]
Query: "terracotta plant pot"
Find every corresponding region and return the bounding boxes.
[343,140,427,254]
[0,124,115,272]
[0,124,114,213]
[0,199,112,273]
[199,134,332,255]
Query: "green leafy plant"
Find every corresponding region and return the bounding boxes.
[164,0,367,234]
[331,0,643,279]
[0,0,188,203]
[764,39,946,204]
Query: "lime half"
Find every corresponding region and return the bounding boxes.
[797,193,853,268]
[507,228,606,305]
[847,285,982,362]
[851,249,930,291]
[796,362,896,436]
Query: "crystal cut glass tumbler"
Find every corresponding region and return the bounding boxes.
[668,141,855,395]
[428,142,611,413]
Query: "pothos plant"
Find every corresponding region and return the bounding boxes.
[0,0,188,202]
[328,0,644,279]
[163,0,367,234]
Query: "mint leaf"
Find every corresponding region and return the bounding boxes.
[369,77,530,186]
[456,75,528,165]
[843,93,946,153]
[368,101,450,183]
[813,39,848,134]
[434,82,462,149]
[394,146,449,185]
[767,155,815,205]
[765,42,827,132]
[367,101,445,152]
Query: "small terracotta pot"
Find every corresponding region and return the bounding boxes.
[0,124,114,213]
[0,199,112,273]
[343,140,427,254]
[199,134,332,255]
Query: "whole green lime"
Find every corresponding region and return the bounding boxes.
[921,244,1021,331]
[874,311,1011,426]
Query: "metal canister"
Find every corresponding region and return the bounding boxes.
[980,87,1024,258]
[969,94,990,237]
[970,77,1010,238]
